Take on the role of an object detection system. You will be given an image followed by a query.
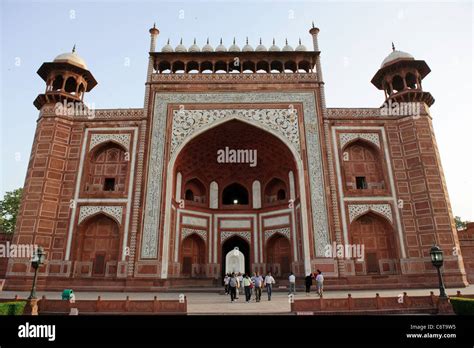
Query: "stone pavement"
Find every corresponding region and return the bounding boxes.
[2,285,473,314]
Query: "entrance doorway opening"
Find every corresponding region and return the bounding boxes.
[221,236,250,279]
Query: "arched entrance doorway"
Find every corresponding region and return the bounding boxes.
[266,234,291,277]
[350,212,397,274]
[181,234,205,277]
[222,236,250,278]
[73,214,120,277]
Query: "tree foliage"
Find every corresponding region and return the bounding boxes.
[0,188,23,234]
[454,216,468,231]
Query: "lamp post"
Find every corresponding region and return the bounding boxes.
[430,245,447,298]
[28,246,45,300]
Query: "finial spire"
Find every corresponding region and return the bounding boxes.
[207,37,209,44]
[220,38,223,44]
[72,44,76,53]
[193,38,196,44]
[299,38,302,45]
[246,36,249,44]
[273,38,275,45]
[312,21,315,28]
[259,38,262,45]
[180,38,183,44]
[285,38,288,45]
[167,38,170,44]
[153,22,156,29]
[392,42,396,51]
[233,37,236,44]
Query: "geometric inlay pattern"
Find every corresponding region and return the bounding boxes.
[220,231,251,244]
[348,204,393,224]
[339,133,380,149]
[181,227,207,242]
[89,133,131,152]
[171,109,300,154]
[264,227,291,243]
[78,205,123,225]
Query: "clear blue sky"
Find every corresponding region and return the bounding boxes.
[1,0,472,220]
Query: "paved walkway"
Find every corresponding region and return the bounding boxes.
[2,285,473,314]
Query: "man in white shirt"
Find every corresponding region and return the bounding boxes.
[288,272,296,295]
[264,272,276,301]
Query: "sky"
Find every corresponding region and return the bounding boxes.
[0,0,473,220]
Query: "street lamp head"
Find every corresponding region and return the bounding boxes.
[430,245,444,268]
[31,246,46,268]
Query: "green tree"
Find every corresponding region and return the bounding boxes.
[0,188,23,234]
[454,216,468,231]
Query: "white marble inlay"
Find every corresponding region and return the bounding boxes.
[171,108,300,155]
[89,133,131,152]
[78,206,123,225]
[220,220,251,229]
[181,227,207,241]
[263,215,290,227]
[339,133,380,149]
[221,231,251,243]
[264,227,291,242]
[182,215,208,227]
[348,204,393,223]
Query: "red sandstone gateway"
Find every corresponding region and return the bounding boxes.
[4,23,469,292]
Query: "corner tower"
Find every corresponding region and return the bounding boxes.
[33,46,97,110]
[371,44,434,107]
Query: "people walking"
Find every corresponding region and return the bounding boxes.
[251,272,263,302]
[305,273,313,296]
[315,269,324,297]
[243,274,252,303]
[264,272,275,301]
[229,273,238,302]
[288,272,296,295]
[237,272,244,297]
[224,273,230,295]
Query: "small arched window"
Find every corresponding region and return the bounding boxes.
[52,75,64,91]
[222,183,249,205]
[65,76,77,94]
[185,189,194,201]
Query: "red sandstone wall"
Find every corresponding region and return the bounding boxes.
[386,112,467,285]
[458,222,474,284]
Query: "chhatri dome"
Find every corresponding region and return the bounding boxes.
[228,38,240,52]
[189,38,201,52]
[202,38,214,52]
[53,45,88,69]
[269,38,280,51]
[175,38,187,52]
[242,37,254,52]
[255,38,267,52]
[216,38,227,52]
[381,43,414,67]
[161,39,174,52]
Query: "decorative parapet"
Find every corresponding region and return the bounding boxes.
[151,73,318,83]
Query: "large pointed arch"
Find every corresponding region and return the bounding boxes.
[161,116,311,278]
